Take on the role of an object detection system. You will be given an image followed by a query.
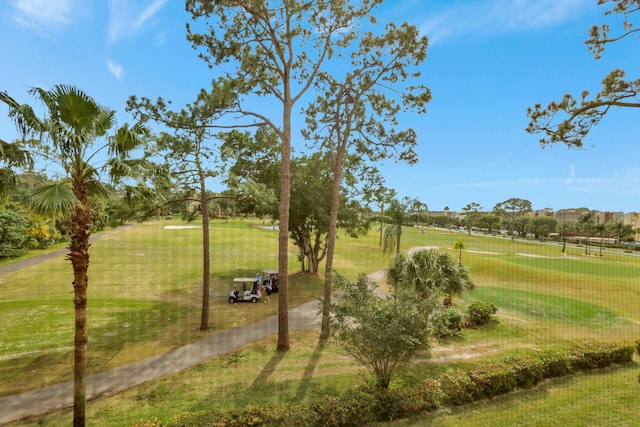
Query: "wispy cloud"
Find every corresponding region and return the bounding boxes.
[155,31,168,47]
[420,0,592,45]
[106,60,124,80]
[107,0,167,43]
[12,0,73,32]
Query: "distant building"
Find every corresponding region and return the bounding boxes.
[553,209,585,224]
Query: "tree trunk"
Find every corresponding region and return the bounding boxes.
[277,98,291,352]
[378,205,384,246]
[200,171,211,331]
[70,184,91,427]
[321,150,344,334]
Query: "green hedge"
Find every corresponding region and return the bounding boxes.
[132,341,635,427]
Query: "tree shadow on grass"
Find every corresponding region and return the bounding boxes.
[294,336,327,401]
[247,349,286,391]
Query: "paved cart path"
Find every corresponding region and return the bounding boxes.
[0,298,323,425]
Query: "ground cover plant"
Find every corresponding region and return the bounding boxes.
[2,223,639,425]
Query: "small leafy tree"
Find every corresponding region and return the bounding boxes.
[461,202,482,235]
[493,198,532,241]
[0,140,32,196]
[0,203,30,257]
[329,273,435,389]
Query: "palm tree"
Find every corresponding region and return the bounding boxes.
[1,85,149,427]
[577,211,595,255]
[453,240,466,265]
[386,248,474,302]
[383,197,424,255]
[557,221,571,254]
[594,223,606,256]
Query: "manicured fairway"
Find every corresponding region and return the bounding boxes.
[1,221,639,426]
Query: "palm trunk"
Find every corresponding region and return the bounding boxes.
[396,223,402,255]
[70,184,91,427]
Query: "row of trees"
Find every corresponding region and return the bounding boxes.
[2,1,431,425]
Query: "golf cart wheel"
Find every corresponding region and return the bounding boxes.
[228,296,236,303]
[250,297,258,303]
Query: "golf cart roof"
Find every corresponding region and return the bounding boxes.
[233,278,258,283]
[262,269,278,275]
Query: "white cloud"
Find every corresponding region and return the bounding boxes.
[107,60,125,80]
[12,0,73,29]
[567,163,575,186]
[155,31,168,47]
[108,0,168,43]
[420,0,592,45]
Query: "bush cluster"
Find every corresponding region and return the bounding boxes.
[131,341,635,427]
[467,301,498,326]
[431,307,464,340]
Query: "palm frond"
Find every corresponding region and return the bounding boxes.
[50,85,101,133]
[87,179,112,199]
[110,122,149,156]
[93,105,116,136]
[1,91,44,138]
[28,182,80,215]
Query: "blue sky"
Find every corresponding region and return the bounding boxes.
[1,0,639,213]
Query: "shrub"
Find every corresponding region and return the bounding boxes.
[129,417,163,427]
[635,339,640,356]
[312,389,374,427]
[467,361,517,398]
[407,379,443,413]
[537,350,573,378]
[571,342,635,370]
[165,405,314,427]
[430,307,464,340]
[439,369,477,405]
[467,301,498,326]
[501,354,545,388]
[370,387,413,421]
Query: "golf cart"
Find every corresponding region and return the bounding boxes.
[262,269,279,293]
[228,278,261,303]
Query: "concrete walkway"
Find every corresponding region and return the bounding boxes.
[0,300,322,425]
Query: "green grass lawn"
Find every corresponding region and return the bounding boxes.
[1,221,640,425]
